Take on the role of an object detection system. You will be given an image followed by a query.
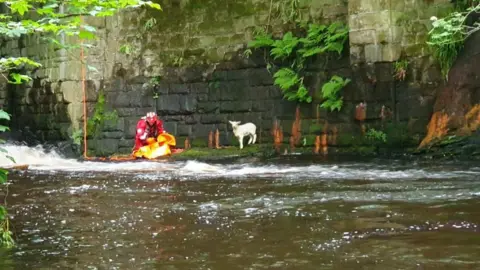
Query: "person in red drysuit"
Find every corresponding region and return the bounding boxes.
[133,112,165,152]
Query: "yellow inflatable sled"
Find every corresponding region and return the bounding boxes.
[133,133,177,159]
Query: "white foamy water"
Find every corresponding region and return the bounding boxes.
[0,144,478,180]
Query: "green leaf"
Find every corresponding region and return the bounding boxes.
[6,155,15,163]
[9,73,31,85]
[9,0,30,16]
[0,206,6,221]
[145,2,162,10]
[247,33,274,49]
[273,68,299,91]
[78,30,96,40]
[318,75,350,111]
[0,168,8,184]
[270,32,299,60]
[299,47,325,58]
[37,3,58,15]
[0,110,11,121]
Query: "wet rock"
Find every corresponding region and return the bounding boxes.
[219,101,252,113]
[177,124,192,136]
[163,122,177,134]
[415,130,480,161]
[189,82,209,94]
[197,101,219,113]
[193,123,217,138]
[247,68,274,86]
[53,140,81,159]
[169,83,189,94]
[200,114,226,124]
[90,139,119,156]
[157,95,197,114]
[102,131,124,139]
[420,31,480,148]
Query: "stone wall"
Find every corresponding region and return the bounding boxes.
[345,0,452,141]
[0,0,456,155]
[349,0,452,63]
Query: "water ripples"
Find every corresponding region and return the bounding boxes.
[1,145,480,269]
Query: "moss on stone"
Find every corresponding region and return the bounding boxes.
[185,37,201,48]
[102,140,431,162]
[412,133,480,161]
[169,34,186,48]
[190,138,208,148]
[214,36,231,46]
[396,11,416,27]
[175,136,188,148]
[433,4,455,19]
[404,44,426,57]
[309,123,323,134]
[184,48,206,58]
[135,0,334,66]
[174,144,264,160]
[303,134,317,146]
[205,48,223,62]
[336,133,366,146]
[383,122,418,147]
[335,145,377,156]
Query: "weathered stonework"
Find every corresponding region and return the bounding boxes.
[348,0,452,63]
[0,0,453,156]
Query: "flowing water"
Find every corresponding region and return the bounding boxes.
[0,144,480,269]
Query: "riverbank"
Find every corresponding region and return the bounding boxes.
[92,141,478,163]
[412,131,480,161]
[3,133,478,165]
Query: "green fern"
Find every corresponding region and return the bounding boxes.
[247,21,350,104]
[319,75,351,112]
[366,128,387,143]
[270,32,299,60]
[296,83,312,103]
[280,80,311,103]
[324,23,349,56]
[298,46,326,58]
[298,25,325,50]
[273,68,299,91]
[298,23,348,58]
[273,68,311,103]
[247,32,274,49]
[320,98,343,112]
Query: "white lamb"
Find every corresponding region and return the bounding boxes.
[228,120,257,149]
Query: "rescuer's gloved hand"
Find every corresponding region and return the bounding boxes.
[146,137,156,144]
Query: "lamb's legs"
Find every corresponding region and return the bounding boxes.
[252,133,257,144]
[247,134,253,144]
[238,136,244,149]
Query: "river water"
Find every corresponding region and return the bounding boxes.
[0,144,479,269]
